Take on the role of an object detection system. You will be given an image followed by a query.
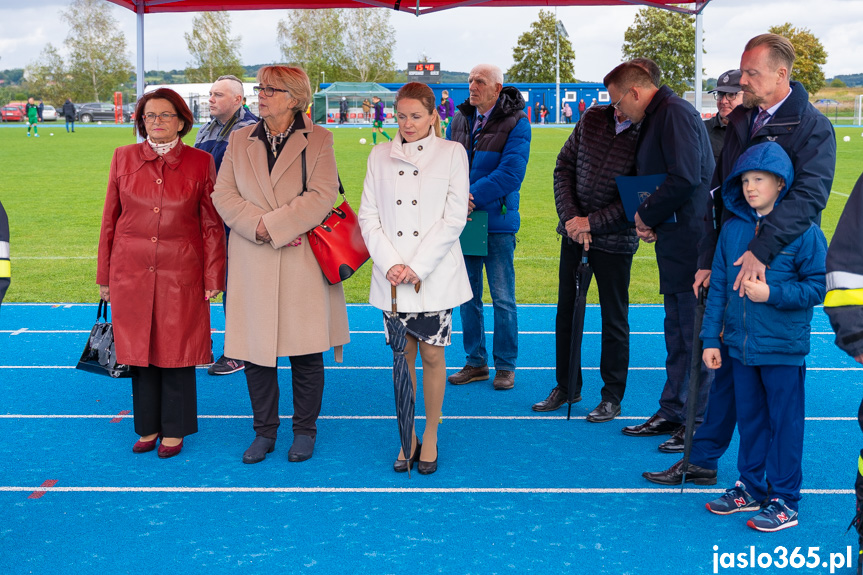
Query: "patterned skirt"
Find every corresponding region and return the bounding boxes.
[382,309,453,347]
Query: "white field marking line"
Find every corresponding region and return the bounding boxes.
[13,256,96,260]
[1,414,855,422]
[1,330,670,336]
[0,486,852,495]
[832,190,850,198]
[5,330,842,336]
[4,365,863,371]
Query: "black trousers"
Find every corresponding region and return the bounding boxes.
[555,238,632,404]
[131,365,198,437]
[244,353,325,439]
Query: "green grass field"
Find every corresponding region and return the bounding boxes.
[0,122,859,304]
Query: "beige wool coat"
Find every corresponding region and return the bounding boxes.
[211,114,349,367]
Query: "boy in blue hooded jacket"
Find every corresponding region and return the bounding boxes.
[700,142,827,532]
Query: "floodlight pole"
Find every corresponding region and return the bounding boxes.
[555,9,560,124]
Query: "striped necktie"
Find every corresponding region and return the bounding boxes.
[750,109,770,138]
[472,114,484,151]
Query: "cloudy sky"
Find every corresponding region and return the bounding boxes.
[2,0,862,83]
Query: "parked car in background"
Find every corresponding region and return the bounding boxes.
[41,105,58,121]
[122,103,136,122]
[1,105,24,122]
[76,102,131,123]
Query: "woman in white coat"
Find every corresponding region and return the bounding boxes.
[358,82,472,475]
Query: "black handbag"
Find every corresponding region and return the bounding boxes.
[76,300,134,378]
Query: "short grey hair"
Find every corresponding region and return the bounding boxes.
[215,75,245,98]
[470,64,503,86]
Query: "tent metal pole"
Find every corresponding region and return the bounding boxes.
[694,10,703,114]
[136,1,145,142]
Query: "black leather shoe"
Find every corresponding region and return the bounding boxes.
[393,438,421,473]
[642,459,717,485]
[586,401,621,423]
[243,436,275,464]
[658,425,686,453]
[532,387,576,412]
[417,444,437,475]
[288,434,315,462]
[621,414,681,437]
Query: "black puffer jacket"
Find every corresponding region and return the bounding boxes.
[553,104,639,255]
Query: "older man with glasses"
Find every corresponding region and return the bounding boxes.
[704,70,744,165]
[195,74,259,377]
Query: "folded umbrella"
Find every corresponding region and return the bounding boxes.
[386,283,419,477]
[567,254,594,420]
[680,285,708,489]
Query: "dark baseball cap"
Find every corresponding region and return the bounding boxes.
[710,69,742,93]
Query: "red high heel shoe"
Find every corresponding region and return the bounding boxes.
[132,435,159,454]
[157,438,184,459]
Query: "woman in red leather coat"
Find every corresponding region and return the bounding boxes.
[97,88,226,459]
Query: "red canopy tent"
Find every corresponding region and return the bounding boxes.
[106,0,711,115]
[107,1,709,16]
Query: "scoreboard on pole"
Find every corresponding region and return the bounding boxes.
[407,62,441,84]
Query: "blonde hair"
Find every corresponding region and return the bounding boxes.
[395,82,442,138]
[744,33,796,73]
[256,66,311,113]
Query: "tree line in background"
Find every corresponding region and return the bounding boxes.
[0,3,837,109]
[508,7,830,97]
[9,3,400,108]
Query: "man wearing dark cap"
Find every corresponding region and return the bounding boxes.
[704,70,743,164]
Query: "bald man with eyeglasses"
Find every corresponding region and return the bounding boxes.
[195,74,259,376]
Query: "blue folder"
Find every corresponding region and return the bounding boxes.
[616,173,676,224]
[459,210,488,256]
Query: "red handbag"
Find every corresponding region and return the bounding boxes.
[301,151,370,284]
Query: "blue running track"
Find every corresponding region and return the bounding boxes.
[0,303,859,574]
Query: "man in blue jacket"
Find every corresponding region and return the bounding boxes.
[644,34,836,485]
[195,75,258,376]
[604,61,715,448]
[446,63,531,391]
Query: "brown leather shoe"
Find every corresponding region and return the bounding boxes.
[642,459,717,485]
[447,364,489,385]
[492,370,515,390]
[621,414,681,437]
[532,387,574,412]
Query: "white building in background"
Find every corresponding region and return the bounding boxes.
[143,83,260,123]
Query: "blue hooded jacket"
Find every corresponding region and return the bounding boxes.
[700,142,827,366]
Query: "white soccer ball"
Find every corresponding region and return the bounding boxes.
[97,121,102,125]
[359,138,367,145]
[844,136,851,142]
[49,133,54,136]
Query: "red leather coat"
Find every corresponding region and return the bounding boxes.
[97,140,226,368]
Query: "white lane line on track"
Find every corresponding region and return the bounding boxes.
[1,414,856,421]
[5,365,863,372]
[3,330,842,336]
[0,486,852,495]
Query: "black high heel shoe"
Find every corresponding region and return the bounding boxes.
[417,443,438,475]
[393,438,421,473]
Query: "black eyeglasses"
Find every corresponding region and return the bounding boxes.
[143,112,178,123]
[253,85,291,97]
[714,92,740,101]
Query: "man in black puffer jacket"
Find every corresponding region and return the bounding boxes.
[531,104,639,422]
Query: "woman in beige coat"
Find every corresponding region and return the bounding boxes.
[212,66,349,464]
[359,82,472,475]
